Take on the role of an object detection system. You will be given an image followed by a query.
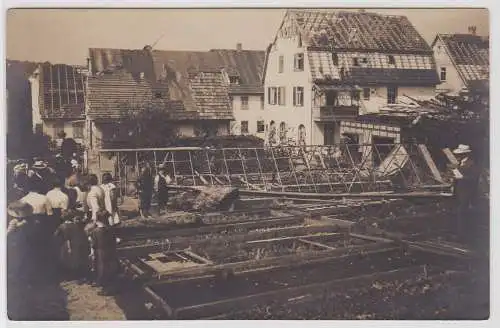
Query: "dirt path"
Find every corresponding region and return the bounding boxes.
[61,281,126,320]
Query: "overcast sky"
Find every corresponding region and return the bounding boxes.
[6,8,489,65]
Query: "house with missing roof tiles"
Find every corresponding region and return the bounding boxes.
[263,9,440,147]
[432,27,489,96]
[85,45,265,171]
[28,62,87,146]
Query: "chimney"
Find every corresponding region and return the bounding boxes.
[86,57,91,75]
[236,43,242,51]
[468,26,477,35]
[140,72,145,79]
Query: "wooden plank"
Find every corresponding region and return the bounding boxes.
[442,148,459,166]
[184,250,214,265]
[298,238,336,250]
[349,233,393,244]
[238,189,452,200]
[144,286,173,318]
[152,243,398,283]
[246,232,343,245]
[418,144,444,183]
[173,265,426,319]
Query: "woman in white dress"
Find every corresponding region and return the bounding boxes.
[100,173,120,226]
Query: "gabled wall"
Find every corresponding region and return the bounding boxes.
[263,35,314,145]
[433,38,466,93]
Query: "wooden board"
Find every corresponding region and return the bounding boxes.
[418,144,444,183]
[442,148,459,166]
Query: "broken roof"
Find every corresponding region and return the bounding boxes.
[36,62,87,119]
[288,9,432,54]
[434,34,489,87]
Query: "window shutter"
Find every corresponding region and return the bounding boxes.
[293,87,296,106]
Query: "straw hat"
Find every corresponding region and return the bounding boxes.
[7,201,33,218]
[453,144,472,155]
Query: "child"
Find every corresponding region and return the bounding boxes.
[54,209,91,283]
[89,210,120,296]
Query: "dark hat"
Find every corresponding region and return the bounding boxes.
[57,130,67,138]
[7,201,33,218]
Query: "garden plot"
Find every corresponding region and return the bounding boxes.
[144,247,446,319]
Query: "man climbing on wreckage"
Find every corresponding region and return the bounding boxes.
[451,144,480,245]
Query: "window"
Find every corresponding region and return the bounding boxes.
[279,122,287,144]
[54,123,64,138]
[362,57,368,64]
[260,95,264,110]
[241,121,249,134]
[294,53,304,71]
[72,122,84,139]
[440,67,447,81]
[293,87,304,106]
[332,53,339,66]
[277,87,286,105]
[229,76,240,85]
[268,87,277,105]
[363,88,370,100]
[298,124,306,146]
[278,55,284,73]
[387,86,398,104]
[257,120,265,133]
[241,96,249,110]
[154,91,163,99]
[388,55,395,65]
[353,58,359,66]
[298,35,302,48]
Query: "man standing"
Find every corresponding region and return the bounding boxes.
[47,177,70,225]
[451,144,480,244]
[154,164,171,216]
[59,131,78,161]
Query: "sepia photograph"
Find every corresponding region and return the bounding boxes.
[4,6,490,321]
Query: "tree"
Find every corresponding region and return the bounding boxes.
[109,101,180,148]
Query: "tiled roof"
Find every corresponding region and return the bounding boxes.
[308,51,438,85]
[436,34,489,86]
[88,47,263,120]
[89,48,156,81]
[289,10,432,54]
[347,68,440,86]
[38,62,87,119]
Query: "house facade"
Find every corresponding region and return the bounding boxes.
[28,62,87,146]
[263,9,440,146]
[432,27,489,95]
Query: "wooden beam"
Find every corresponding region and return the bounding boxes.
[152,243,397,283]
[297,238,337,250]
[238,189,452,199]
[442,148,459,166]
[144,286,173,318]
[418,144,444,183]
[173,265,426,319]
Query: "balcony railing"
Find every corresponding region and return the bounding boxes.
[314,105,359,121]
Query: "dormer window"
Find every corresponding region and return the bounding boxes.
[352,58,359,66]
[229,76,240,85]
[362,58,368,64]
[388,55,395,65]
[154,92,163,99]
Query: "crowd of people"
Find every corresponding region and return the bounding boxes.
[7,154,122,296]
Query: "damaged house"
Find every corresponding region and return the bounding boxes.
[263,9,440,147]
[28,62,87,145]
[432,27,489,97]
[85,46,239,170]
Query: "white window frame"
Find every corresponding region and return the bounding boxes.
[440,67,447,81]
[241,96,249,110]
[293,86,304,106]
[294,53,304,71]
[257,120,265,133]
[241,121,249,134]
[268,87,277,105]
